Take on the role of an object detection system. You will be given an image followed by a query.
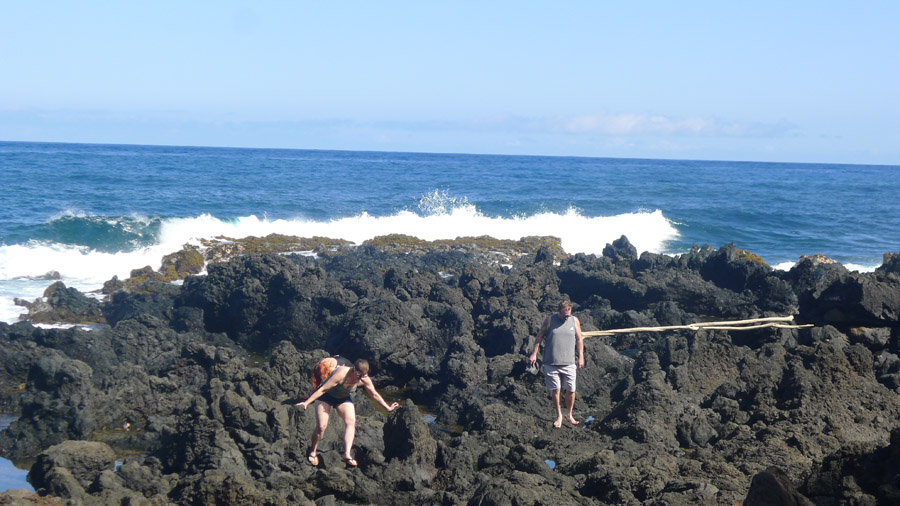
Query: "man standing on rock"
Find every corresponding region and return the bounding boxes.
[529,300,584,428]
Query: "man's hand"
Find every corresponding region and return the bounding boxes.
[578,357,585,369]
[386,402,400,412]
[529,352,538,366]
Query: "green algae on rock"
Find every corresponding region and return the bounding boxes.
[200,234,351,264]
[362,234,564,260]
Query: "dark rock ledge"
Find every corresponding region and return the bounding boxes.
[1,235,899,505]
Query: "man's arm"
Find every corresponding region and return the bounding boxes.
[529,316,551,365]
[574,317,584,369]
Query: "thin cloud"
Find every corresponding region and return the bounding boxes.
[374,113,797,139]
[2,107,798,141]
[553,114,795,138]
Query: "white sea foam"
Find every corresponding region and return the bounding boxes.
[151,207,678,258]
[124,205,677,262]
[31,323,95,330]
[0,295,27,323]
[773,260,879,273]
[773,261,796,271]
[0,241,173,286]
[0,207,679,323]
[843,263,879,273]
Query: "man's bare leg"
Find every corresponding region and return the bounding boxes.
[551,388,563,428]
[565,390,579,425]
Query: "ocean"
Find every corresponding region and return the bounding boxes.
[1,140,898,325]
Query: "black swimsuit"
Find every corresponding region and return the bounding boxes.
[321,394,352,407]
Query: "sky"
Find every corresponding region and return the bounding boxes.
[2,2,898,165]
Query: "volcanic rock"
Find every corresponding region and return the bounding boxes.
[17,282,104,325]
[27,441,115,498]
[1,237,900,504]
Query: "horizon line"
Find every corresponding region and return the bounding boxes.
[2,139,896,169]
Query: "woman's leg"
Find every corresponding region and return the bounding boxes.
[310,401,331,457]
[335,400,357,460]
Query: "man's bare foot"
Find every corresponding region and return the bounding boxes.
[553,417,563,428]
[567,416,580,426]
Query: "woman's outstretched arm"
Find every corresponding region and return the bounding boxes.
[361,377,399,412]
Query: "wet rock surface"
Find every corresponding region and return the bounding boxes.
[1,236,899,504]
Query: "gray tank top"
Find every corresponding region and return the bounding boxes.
[543,313,577,365]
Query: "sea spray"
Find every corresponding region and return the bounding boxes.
[3,208,677,277]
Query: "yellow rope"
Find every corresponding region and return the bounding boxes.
[582,315,813,337]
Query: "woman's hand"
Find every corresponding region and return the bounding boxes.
[296,401,309,410]
[386,402,400,412]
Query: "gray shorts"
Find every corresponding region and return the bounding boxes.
[544,364,577,392]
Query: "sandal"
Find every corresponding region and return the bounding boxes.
[307,454,319,466]
[342,457,358,467]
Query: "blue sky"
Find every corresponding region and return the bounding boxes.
[2,2,898,164]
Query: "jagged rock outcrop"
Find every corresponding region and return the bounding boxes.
[15,282,104,325]
[28,441,116,499]
[1,237,899,504]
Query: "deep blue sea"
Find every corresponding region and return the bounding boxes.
[1,140,899,325]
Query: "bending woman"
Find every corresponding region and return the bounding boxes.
[296,357,399,467]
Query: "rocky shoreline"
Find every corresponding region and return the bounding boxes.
[2,235,900,505]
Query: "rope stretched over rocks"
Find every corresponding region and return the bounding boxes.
[582,315,813,338]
